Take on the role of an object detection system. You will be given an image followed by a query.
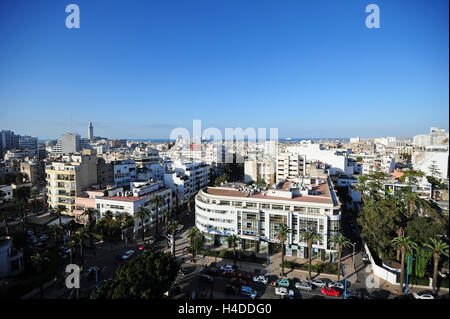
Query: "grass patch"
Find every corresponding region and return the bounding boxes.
[282,261,338,275]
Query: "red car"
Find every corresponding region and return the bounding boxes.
[321,287,341,297]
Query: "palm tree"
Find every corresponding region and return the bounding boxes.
[331,234,352,281]
[67,239,76,264]
[391,236,417,294]
[30,253,49,299]
[227,234,239,267]
[174,184,179,216]
[135,206,150,242]
[424,238,449,295]
[187,227,200,262]
[187,195,193,216]
[301,230,323,281]
[165,220,181,255]
[277,224,292,276]
[74,227,89,267]
[81,208,97,250]
[150,194,163,235]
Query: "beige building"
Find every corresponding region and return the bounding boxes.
[276,153,306,183]
[45,151,98,213]
[244,158,276,186]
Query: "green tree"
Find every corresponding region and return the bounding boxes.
[391,236,417,294]
[135,207,150,243]
[74,227,89,267]
[30,188,39,212]
[91,250,179,299]
[424,238,449,294]
[300,230,323,280]
[405,216,445,246]
[277,224,291,276]
[331,234,352,281]
[164,220,181,255]
[428,161,441,179]
[150,195,163,235]
[227,234,239,267]
[30,253,49,299]
[187,227,200,262]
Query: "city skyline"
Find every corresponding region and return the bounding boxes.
[1,0,448,139]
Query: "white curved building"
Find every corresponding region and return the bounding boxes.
[195,176,342,261]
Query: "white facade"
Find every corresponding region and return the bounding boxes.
[276,153,306,183]
[112,160,137,187]
[413,127,449,148]
[194,177,342,261]
[412,151,449,180]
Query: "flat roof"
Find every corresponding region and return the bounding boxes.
[203,182,334,205]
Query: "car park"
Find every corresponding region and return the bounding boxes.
[121,250,135,260]
[321,287,341,297]
[275,287,295,297]
[413,291,435,299]
[253,275,268,284]
[295,281,312,291]
[311,279,328,287]
[240,286,257,299]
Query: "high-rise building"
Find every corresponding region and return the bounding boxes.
[58,133,81,154]
[88,122,94,140]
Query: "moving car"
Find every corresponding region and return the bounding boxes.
[274,278,290,287]
[295,281,312,291]
[311,279,328,288]
[275,287,295,297]
[321,287,341,297]
[413,291,434,299]
[121,250,135,260]
[253,275,268,285]
[241,286,257,299]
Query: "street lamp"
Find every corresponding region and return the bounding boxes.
[89,267,99,289]
[352,242,356,270]
[405,256,415,295]
[342,265,347,299]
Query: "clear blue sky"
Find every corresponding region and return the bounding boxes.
[0,0,448,140]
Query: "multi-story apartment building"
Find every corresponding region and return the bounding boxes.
[384,177,433,199]
[195,176,342,262]
[95,183,172,235]
[20,160,42,185]
[244,158,276,185]
[111,160,136,188]
[164,160,210,203]
[45,152,98,213]
[276,153,306,183]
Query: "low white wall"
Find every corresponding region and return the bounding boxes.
[362,241,398,285]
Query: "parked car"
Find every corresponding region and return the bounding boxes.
[413,291,435,300]
[204,266,220,275]
[253,275,268,285]
[224,284,240,295]
[361,252,369,263]
[121,250,135,260]
[275,287,295,297]
[311,279,328,288]
[198,274,214,283]
[178,268,186,275]
[328,281,345,290]
[274,278,290,287]
[295,281,312,291]
[231,277,248,287]
[321,287,341,297]
[220,265,234,272]
[240,286,257,299]
[346,289,363,299]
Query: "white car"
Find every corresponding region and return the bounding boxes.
[275,287,295,297]
[253,275,268,284]
[413,291,434,299]
[122,250,135,260]
[220,265,234,272]
[311,279,328,287]
[328,282,345,290]
[295,281,312,291]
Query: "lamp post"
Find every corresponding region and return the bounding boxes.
[342,265,347,299]
[89,267,99,289]
[352,243,356,270]
[405,256,415,295]
[181,230,184,258]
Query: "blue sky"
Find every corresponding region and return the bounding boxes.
[0,0,448,140]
